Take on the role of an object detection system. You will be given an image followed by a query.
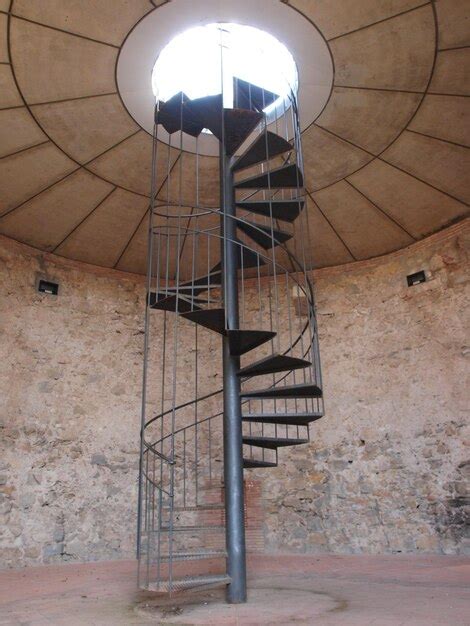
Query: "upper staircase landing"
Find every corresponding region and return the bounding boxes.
[156,92,263,155]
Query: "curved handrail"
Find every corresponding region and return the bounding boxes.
[145,206,319,456]
[152,212,314,306]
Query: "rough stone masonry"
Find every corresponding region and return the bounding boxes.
[0,219,468,567]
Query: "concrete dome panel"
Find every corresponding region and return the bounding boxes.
[302,125,372,191]
[0,12,8,62]
[290,0,426,41]
[434,0,470,49]
[408,94,470,147]
[331,5,435,91]
[32,94,139,163]
[0,0,467,272]
[348,159,469,238]
[0,142,76,216]
[0,64,23,108]
[55,188,149,267]
[10,18,117,103]
[382,131,470,204]
[316,87,422,154]
[0,107,47,158]
[13,0,152,47]
[160,153,220,209]
[301,202,355,267]
[429,49,470,95]
[313,180,414,259]
[86,131,178,196]
[0,169,113,250]
[114,218,148,275]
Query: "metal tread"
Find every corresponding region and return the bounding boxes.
[191,96,262,155]
[235,244,266,269]
[223,109,264,155]
[172,270,222,292]
[240,382,322,399]
[232,130,292,172]
[236,219,292,250]
[227,329,276,356]
[181,308,226,334]
[243,435,309,449]
[163,504,225,512]
[235,163,304,189]
[236,199,304,222]
[150,294,202,314]
[160,550,227,562]
[233,77,278,113]
[156,92,204,137]
[243,458,277,469]
[204,108,263,155]
[238,353,311,377]
[147,574,231,593]
[156,91,263,155]
[242,412,323,425]
[159,525,225,533]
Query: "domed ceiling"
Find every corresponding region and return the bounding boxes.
[0,0,468,275]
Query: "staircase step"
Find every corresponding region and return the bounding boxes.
[157,93,222,139]
[238,354,311,377]
[224,109,264,156]
[235,244,266,269]
[160,550,227,562]
[240,382,322,399]
[235,163,303,189]
[232,131,292,172]
[243,458,277,469]
[148,574,231,593]
[236,199,304,222]
[156,91,264,154]
[236,220,292,250]
[156,92,204,137]
[150,294,202,314]
[181,308,226,334]
[233,77,278,113]
[177,270,222,290]
[243,436,309,450]
[190,94,263,154]
[163,504,224,512]
[186,93,222,132]
[149,291,208,305]
[242,412,323,425]
[227,329,276,356]
[159,525,225,533]
[208,247,266,273]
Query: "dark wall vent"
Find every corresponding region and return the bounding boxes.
[407,270,426,287]
[38,279,59,295]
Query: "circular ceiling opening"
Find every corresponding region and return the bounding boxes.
[151,23,298,115]
[117,0,333,155]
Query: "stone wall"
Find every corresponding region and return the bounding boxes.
[0,239,146,567]
[261,220,469,555]
[0,219,469,568]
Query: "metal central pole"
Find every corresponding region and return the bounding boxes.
[220,147,247,604]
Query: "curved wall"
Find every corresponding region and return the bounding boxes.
[0,220,468,567]
[263,220,469,555]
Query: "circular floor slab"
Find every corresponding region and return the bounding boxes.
[135,585,340,624]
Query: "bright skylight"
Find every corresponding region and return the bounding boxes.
[152,23,297,110]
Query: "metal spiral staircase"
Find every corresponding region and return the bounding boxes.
[137,72,324,602]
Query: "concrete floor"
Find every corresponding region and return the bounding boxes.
[0,555,469,625]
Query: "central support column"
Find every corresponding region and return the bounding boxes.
[220,148,247,604]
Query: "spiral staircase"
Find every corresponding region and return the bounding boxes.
[137,77,324,600]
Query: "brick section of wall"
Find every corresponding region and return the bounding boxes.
[244,479,265,553]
